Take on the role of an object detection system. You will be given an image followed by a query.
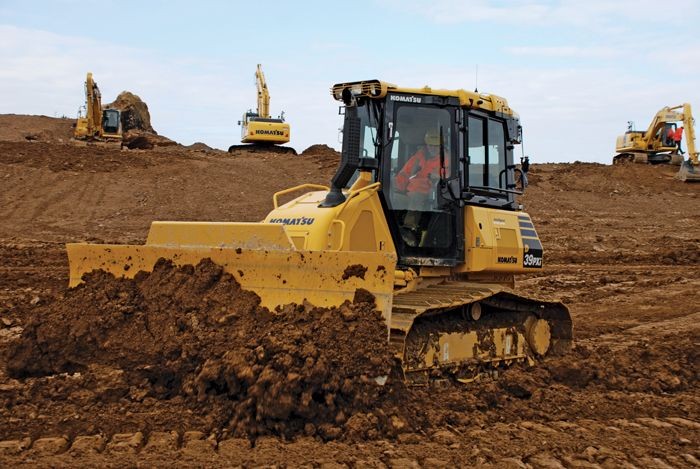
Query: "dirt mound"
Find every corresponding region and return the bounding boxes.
[122,130,177,150]
[6,258,396,439]
[0,114,73,143]
[301,144,339,158]
[105,91,155,134]
[301,144,340,170]
[102,93,178,149]
[186,142,214,151]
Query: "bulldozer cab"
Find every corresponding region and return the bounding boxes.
[342,90,521,268]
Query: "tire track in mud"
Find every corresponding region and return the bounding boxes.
[0,416,697,467]
[580,311,700,352]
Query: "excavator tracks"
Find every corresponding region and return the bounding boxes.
[389,281,572,385]
[227,144,297,155]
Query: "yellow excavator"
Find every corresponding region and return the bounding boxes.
[229,64,295,155]
[614,103,700,182]
[66,79,572,384]
[73,72,122,144]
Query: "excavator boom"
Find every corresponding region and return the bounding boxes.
[255,64,270,119]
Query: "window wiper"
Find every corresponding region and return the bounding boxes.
[466,185,523,196]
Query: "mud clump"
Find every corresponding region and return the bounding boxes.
[5,258,395,439]
[342,264,368,280]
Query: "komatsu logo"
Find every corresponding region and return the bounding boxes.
[269,217,315,226]
[390,95,422,103]
[497,256,518,264]
[255,129,285,136]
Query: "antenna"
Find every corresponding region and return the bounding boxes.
[474,64,479,93]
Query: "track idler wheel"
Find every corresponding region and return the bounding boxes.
[525,316,551,356]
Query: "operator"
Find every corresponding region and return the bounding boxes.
[394,128,447,247]
[666,126,676,146]
[395,128,445,197]
[674,126,685,155]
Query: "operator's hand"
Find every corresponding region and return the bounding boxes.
[409,178,432,193]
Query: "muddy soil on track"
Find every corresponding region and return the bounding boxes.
[0,115,699,467]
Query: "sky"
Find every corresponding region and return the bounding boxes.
[1,0,699,163]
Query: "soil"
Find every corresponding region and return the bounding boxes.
[0,115,698,467]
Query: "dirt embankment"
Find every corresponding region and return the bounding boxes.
[0,114,698,467]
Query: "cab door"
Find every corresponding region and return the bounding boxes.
[381,95,462,267]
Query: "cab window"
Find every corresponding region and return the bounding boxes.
[468,116,507,189]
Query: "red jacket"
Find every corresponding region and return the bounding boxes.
[395,148,443,193]
[674,127,684,142]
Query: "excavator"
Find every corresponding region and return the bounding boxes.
[73,72,123,145]
[66,79,572,384]
[229,64,295,155]
[614,103,700,182]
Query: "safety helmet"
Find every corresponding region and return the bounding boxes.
[424,129,441,146]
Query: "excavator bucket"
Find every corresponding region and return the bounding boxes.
[676,160,700,182]
[67,221,397,322]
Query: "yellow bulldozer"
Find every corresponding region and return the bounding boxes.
[614,103,700,181]
[228,64,295,155]
[73,72,123,145]
[67,79,572,384]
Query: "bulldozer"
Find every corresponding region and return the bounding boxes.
[614,103,700,182]
[66,79,572,384]
[228,64,296,155]
[73,72,123,145]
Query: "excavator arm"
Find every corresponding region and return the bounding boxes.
[255,64,270,119]
[677,103,700,181]
[682,103,698,165]
[85,72,103,138]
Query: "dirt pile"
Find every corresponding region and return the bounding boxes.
[301,144,339,158]
[6,258,396,439]
[301,144,340,169]
[103,93,176,149]
[0,114,73,143]
[105,91,155,134]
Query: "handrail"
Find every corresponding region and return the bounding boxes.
[273,184,329,209]
[335,182,382,219]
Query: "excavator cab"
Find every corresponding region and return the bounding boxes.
[102,109,121,135]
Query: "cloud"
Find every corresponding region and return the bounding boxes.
[388,0,699,28]
[504,46,620,59]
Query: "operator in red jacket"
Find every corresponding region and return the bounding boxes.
[395,128,445,195]
[674,126,685,155]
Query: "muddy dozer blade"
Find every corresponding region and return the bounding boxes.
[676,161,700,182]
[67,221,397,321]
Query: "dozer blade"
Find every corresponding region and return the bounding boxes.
[67,221,396,321]
[676,161,700,182]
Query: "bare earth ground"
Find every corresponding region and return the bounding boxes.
[0,116,698,468]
